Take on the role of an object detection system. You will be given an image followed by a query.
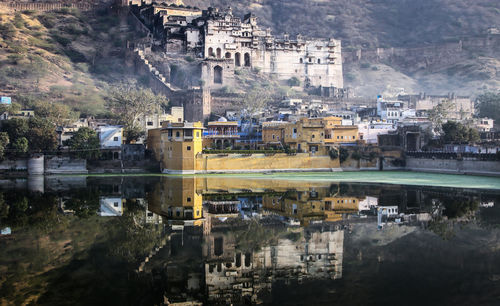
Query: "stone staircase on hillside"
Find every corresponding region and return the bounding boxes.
[134,48,181,93]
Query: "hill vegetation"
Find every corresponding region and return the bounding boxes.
[0,6,143,117]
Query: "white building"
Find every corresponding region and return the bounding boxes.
[474,118,494,132]
[97,126,123,148]
[358,196,379,211]
[358,121,397,144]
[99,197,124,216]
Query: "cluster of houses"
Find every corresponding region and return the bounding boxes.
[145,93,497,169]
[1,91,497,164]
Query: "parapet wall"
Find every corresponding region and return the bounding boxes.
[343,35,500,70]
[0,2,95,12]
[406,158,500,177]
[187,153,341,174]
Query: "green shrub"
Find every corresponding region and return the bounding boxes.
[360,63,371,69]
[21,10,36,15]
[0,23,17,40]
[328,148,339,160]
[184,56,195,62]
[351,150,362,160]
[371,66,379,71]
[13,13,25,29]
[339,147,349,163]
[287,76,301,87]
[64,49,87,63]
[52,34,72,47]
[38,15,57,28]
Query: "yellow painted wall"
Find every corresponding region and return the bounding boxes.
[262,126,285,143]
[147,128,162,161]
[195,153,340,173]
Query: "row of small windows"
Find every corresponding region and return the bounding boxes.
[299,58,321,64]
[167,130,199,137]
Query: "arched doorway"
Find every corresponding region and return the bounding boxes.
[208,47,213,57]
[216,48,221,58]
[235,52,241,66]
[244,53,251,67]
[214,65,223,84]
[225,52,231,59]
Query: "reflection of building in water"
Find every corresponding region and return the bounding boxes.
[203,226,344,304]
[148,177,203,221]
[205,200,240,218]
[99,197,124,216]
[324,196,360,222]
[358,196,379,212]
[263,189,363,225]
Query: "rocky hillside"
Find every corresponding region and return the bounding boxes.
[0,6,142,116]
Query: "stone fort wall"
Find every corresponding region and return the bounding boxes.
[343,34,500,71]
[0,1,95,12]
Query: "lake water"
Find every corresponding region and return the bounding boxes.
[1,174,500,305]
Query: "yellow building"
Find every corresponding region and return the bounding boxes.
[261,121,287,146]
[148,177,203,221]
[150,120,341,174]
[205,119,239,149]
[160,121,204,174]
[281,117,359,153]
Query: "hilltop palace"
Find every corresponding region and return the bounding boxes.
[130,0,344,95]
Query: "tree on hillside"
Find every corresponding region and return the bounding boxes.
[428,99,454,135]
[32,101,76,126]
[12,137,28,154]
[0,133,9,161]
[27,118,58,152]
[2,118,28,142]
[65,127,100,160]
[441,121,479,144]
[107,85,168,143]
[477,92,500,125]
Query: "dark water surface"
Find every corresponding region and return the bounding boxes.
[1,175,500,305]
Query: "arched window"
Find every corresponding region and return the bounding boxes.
[208,47,213,57]
[235,52,241,66]
[216,48,222,58]
[214,237,223,256]
[245,252,251,267]
[317,59,321,64]
[300,58,303,64]
[244,53,251,67]
[214,65,223,84]
[225,52,231,59]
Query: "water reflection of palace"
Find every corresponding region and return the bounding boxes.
[141,218,344,305]
[147,177,374,227]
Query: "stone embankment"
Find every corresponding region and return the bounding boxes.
[0,155,87,174]
[406,158,500,177]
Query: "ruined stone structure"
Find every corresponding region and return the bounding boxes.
[398,93,475,120]
[131,2,344,92]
